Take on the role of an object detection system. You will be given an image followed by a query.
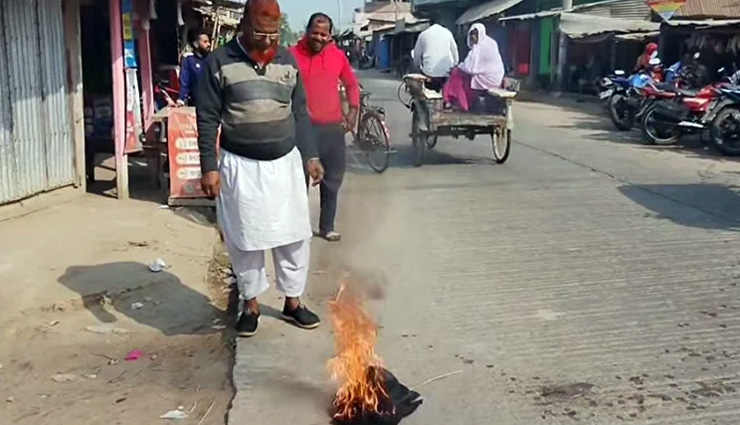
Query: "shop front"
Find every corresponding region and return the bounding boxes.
[76,0,237,203]
[661,20,740,78]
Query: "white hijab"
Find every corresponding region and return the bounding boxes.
[460,23,505,90]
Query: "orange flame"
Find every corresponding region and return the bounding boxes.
[328,284,389,420]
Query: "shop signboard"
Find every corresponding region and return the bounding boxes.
[646,0,687,21]
[167,108,216,205]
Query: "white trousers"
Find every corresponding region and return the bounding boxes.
[217,148,312,252]
[225,238,311,301]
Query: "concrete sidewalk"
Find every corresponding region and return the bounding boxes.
[0,193,234,425]
[0,194,217,324]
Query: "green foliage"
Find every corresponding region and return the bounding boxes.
[280,13,302,47]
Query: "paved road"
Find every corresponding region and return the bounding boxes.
[230,72,740,424]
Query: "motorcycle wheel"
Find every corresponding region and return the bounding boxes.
[710,107,740,156]
[609,94,635,131]
[641,106,681,146]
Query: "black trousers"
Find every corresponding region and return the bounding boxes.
[310,123,346,234]
[424,76,447,93]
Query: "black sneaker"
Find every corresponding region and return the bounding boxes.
[236,311,260,337]
[282,305,321,330]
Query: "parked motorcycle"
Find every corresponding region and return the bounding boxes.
[600,59,662,131]
[641,67,730,146]
[641,85,724,146]
[709,81,740,156]
[637,80,680,120]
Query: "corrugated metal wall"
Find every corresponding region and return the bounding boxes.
[609,0,652,21]
[0,1,13,204]
[676,0,740,19]
[579,0,652,21]
[0,0,75,204]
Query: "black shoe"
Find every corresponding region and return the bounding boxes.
[236,311,260,337]
[282,304,321,330]
[320,231,342,242]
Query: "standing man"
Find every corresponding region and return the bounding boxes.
[178,29,211,106]
[196,0,324,337]
[412,21,459,92]
[290,13,360,242]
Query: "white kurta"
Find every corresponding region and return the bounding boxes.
[217,147,312,252]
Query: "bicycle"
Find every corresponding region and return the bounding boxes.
[348,87,393,174]
[397,79,439,150]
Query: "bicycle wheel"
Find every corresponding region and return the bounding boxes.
[398,82,412,109]
[358,112,391,173]
[492,128,511,164]
[411,110,426,167]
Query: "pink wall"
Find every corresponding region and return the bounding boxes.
[138,25,155,137]
[109,0,128,198]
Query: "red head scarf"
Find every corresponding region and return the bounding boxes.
[645,42,658,56]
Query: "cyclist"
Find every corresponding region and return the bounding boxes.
[412,21,459,92]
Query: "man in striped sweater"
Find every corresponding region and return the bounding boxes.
[196,0,324,337]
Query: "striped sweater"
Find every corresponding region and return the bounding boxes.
[196,39,317,173]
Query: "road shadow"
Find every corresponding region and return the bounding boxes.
[58,262,221,336]
[619,183,740,231]
[345,144,484,173]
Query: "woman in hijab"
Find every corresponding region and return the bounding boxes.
[443,23,505,112]
[634,42,658,72]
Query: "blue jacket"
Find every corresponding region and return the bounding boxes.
[179,52,206,105]
[666,61,682,83]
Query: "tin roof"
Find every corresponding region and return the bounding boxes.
[365,2,420,24]
[560,12,659,39]
[675,0,740,19]
[498,0,647,22]
[455,0,526,25]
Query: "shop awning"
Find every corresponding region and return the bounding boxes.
[374,21,431,36]
[456,0,526,25]
[560,13,659,39]
[664,19,740,27]
[614,31,660,41]
[498,10,562,22]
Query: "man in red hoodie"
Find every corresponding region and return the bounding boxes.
[290,13,360,242]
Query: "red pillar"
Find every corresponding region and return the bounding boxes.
[110,0,129,199]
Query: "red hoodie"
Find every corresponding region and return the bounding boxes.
[290,38,360,126]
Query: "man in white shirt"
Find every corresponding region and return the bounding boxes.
[413,22,459,90]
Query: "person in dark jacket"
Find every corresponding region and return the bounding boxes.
[177,29,211,106]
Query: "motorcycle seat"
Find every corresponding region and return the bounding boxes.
[654,82,676,91]
[676,88,699,97]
